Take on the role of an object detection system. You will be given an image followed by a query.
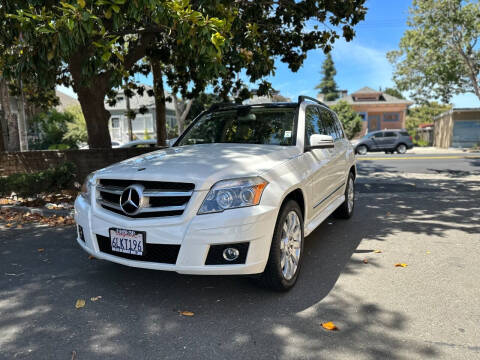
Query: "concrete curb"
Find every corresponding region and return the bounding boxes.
[0,205,73,218]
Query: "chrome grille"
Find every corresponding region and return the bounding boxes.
[96,179,194,218]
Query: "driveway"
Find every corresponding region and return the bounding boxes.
[1,156,479,359]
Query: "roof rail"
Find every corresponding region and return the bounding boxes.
[207,102,241,112]
[298,95,328,107]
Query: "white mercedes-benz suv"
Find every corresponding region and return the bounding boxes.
[74,96,356,290]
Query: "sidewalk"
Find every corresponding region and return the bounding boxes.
[409,146,479,154]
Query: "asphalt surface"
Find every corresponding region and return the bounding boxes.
[1,153,479,359]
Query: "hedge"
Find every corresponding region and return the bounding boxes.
[0,162,76,197]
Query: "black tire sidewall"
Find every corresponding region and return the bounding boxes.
[269,200,304,290]
[346,173,355,216]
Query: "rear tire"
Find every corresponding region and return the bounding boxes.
[396,143,407,154]
[356,145,368,155]
[334,172,355,219]
[258,200,304,291]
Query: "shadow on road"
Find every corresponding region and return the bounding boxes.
[1,173,479,359]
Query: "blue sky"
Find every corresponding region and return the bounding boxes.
[59,0,479,108]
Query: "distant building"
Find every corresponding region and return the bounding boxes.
[434,108,480,148]
[320,87,413,137]
[105,86,176,144]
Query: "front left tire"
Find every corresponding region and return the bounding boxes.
[334,172,355,219]
[258,200,304,291]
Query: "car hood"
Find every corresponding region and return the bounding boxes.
[94,143,301,190]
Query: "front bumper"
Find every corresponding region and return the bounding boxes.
[74,194,278,275]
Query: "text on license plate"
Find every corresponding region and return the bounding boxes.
[109,228,145,256]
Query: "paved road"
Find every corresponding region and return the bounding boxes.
[357,152,480,175]
[1,156,479,359]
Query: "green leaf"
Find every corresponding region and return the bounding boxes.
[78,0,86,9]
[104,8,112,19]
[47,50,55,61]
[114,51,124,62]
[111,5,120,13]
[66,19,74,31]
[101,52,111,62]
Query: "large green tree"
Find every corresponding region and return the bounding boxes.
[315,53,339,101]
[2,0,367,148]
[2,0,232,148]
[330,100,362,139]
[387,0,480,103]
[383,87,405,99]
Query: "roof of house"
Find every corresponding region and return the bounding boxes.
[105,85,175,112]
[324,87,413,106]
[55,90,79,112]
[352,86,381,95]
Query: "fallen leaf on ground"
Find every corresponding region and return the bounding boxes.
[16,224,23,229]
[90,296,102,302]
[395,263,408,267]
[179,311,194,316]
[363,259,368,264]
[386,212,391,216]
[37,248,45,252]
[75,299,86,309]
[321,322,339,331]
[6,223,13,227]
[373,250,382,253]
[88,255,96,260]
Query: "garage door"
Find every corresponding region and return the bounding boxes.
[452,120,480,148]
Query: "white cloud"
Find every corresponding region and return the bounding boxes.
[330,39,394,90]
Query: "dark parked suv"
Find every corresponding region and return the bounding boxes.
[354,130,414,155]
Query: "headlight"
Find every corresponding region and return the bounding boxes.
[80,173,95,204]
[198,177,268,214]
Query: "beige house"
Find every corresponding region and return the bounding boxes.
[434,108,480,148]
[320,87,413,137]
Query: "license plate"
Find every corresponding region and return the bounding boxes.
[109,228,145,256]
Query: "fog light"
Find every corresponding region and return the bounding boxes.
[222,247,240,261]
[78,225,85,242]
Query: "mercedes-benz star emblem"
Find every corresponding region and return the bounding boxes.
[120,185,144,215]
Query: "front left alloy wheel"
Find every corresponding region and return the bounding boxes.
[259,200,304,291]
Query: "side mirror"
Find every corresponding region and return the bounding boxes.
[307,134,334,150]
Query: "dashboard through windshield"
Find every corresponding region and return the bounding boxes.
[177,106,297,146]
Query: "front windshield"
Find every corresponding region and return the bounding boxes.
[177,106,297,146]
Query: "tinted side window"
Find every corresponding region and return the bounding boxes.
[320,108,337,139]
[400,131,409,136]
[304,106,322,146]
[384,132,397,137]
[373,132,384,138]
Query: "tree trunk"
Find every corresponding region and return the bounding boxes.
[125,90,133,142]
[173,95,193,136]
[77,86,112,148]
[0,80,7,152]
[0,112,5,152]
[0,79,19,151]
[151,60,167,147]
